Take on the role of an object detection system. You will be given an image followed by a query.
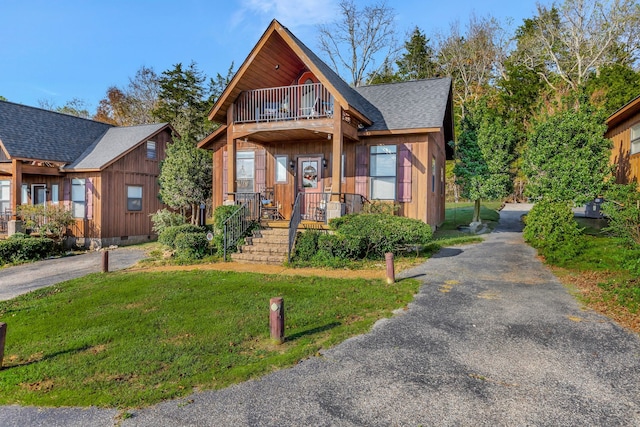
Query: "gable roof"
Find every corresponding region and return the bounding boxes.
[0,100,172,170]
[0,100,112,163]
[607,94,640,129]
[66,123,169,170]
[355,78,453,133]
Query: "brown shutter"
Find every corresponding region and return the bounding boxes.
[86,178,93,219]
[355,145,368,197]
[397,144,412,202]
[63,179,71,209]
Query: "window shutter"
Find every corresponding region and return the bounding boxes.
[86,178,93,220]
[255,149,266,193]
[355,145,368,197]
[63,179,71,209]
[397,143,412,202]
[222,150,228,197]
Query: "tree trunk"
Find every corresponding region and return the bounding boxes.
[473,199,481,223]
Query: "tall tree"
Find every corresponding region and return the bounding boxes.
[158,136,213,225]
[366,58,400,84]
[94,66,160,125]
[514,0,640,93]
[523,100,612,204]
[317,0,398,86]
[396,26,439,80]
[452,98,516,224]
[586,63,640,116]
[208,62,235,105]
[39,98,91,119]
[153,62,214,141]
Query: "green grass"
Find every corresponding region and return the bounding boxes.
[0,270,419,408]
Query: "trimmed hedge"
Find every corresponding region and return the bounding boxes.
[158,224,206,248]
[0,235,58,266]
[174,232,210,260]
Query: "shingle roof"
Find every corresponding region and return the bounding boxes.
[355,78,452,132]
[0,100,112,163]
[66,123,168,170]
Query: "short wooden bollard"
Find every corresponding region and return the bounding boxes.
[269,297,285,344]
[0,322,6,369]
[385,252,395,284]
[101,250,109,273]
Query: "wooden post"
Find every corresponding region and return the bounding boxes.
[102,250,109,273]
[0,322,6,369]
[385,252,395,284]
[269,297,284,344]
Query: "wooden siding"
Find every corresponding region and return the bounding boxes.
[606,110,640,185]
[211,129,447,227]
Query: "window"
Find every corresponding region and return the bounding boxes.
[71,178,86,218]
[0,180,9,213]
[127,185,143,211]
[146,141,157,159]
[275,155,287,183]
[432,156,436,193]
[370,145,397,200]
[51,184,59,205]
[631,123,640,155]
[342,154,346,182]
[21,184,28,205]
[236,151,255,193]
[440,166,444,195]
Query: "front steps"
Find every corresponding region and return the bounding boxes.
[231,227,290,265]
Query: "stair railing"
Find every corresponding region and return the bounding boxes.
[287,192,303,263]
[222,200,254,262]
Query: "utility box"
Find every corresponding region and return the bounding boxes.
[585,198,604,219]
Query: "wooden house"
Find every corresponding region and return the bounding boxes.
[0,100,174,247]
[198,19,454,228]
[606,94,640,185]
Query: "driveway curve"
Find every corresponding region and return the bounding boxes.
[2,204,640,426]
[0,248,147,301]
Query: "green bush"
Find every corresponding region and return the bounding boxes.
[602,183,640,247]
[173,232,210,261]
[150,209,186,235]
[0,236,58,265]
[523,200,584,263]
[212,205,246,256]
[293,213,433,265]
[158,224,205,248]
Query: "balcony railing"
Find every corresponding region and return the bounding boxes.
[235,83,334,124]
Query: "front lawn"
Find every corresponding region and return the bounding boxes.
[0,270,419,408]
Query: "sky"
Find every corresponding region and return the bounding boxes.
[0,0,547,113]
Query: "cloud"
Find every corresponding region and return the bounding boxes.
[235,0,339,29]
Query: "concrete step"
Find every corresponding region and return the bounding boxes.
[230,252,286,265]
[240,244,288,255]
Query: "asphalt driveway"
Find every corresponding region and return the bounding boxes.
[2,204,640,426]
[0,248,147,301]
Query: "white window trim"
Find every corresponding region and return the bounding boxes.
[369,145,397,200]
[275,155,288,183]
[631,123,640,155]
[71,178,86,219]
[127,185,143,212]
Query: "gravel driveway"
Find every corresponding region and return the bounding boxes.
[2,204,640,426]
[0,248,147,301]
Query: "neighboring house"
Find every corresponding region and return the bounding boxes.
[198,19,454,227]
[0,100,174,247]
[606,94,640,185]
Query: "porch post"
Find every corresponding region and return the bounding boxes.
[10,160,21,219]
[226,107,236,202]
[330,108,343,202]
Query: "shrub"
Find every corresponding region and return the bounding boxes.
[16,204,74,240]
[212,205,246,256]
[602,183,640,247]
[292,213,433,264]
[0,235,58,265]
[173,232,210,261]
[158,224,205,248]
[523,200,584,263]
[150,209,186,235]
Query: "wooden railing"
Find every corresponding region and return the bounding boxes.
[235,83,333,123]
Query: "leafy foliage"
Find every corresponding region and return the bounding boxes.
[523,104,612,204]
[0,235,58,265]
[523,200,584,263]
[158,224,205,248]
[158,135,212,223]
[150,208,187,235]
[173,232,210,261]
[602,183,640,247]
[293,213,433,265]
[16,204,74,240]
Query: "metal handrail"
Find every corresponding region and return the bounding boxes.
[287,192,303,263]
[222,196,259,261]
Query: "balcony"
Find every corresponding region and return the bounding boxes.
[235,83,334,124]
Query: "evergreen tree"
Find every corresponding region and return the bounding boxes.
[396,27,438,80]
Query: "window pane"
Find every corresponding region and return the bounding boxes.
[21,184,28,205]
[72,179,85,201]
[632,139,640,155]
[0,181,9,201]
[237,151,255,192]
[631,124,640,141]
[73,202,85,218]
[128,198,142,211]
[51,184,59,205]
[371,177,396,200]
[275,155,287,183]
[128,186,143,198]
[147,141,157,159]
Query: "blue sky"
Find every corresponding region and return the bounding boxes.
[0,0,546,112]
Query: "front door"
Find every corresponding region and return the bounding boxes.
[298,156,322,219]
[33,185,46,205]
